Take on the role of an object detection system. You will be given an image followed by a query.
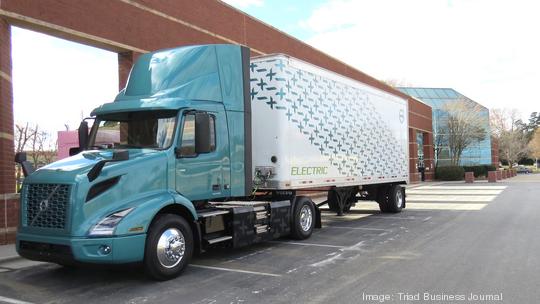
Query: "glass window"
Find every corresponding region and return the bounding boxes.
[433,89,448,99]
[179,114,196,157]
[178,113,216,157]
[425,88,439,98]
[89,110,177,150]
[444,89,458,98]
[416,89,427,98]
[209,116,216,151]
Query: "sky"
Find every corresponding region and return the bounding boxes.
[11,27,118,138]
[11,0,540,143]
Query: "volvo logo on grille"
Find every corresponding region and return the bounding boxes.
[39,199,49,211]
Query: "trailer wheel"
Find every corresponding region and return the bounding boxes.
[378,185,404,213]
[291,197,315,240]
[144,214,193,281]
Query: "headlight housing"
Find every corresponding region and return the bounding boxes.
[88,208,134,237]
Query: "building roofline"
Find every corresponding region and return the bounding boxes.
[398,87,489,110]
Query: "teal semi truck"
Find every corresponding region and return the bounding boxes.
[15,44,409,280]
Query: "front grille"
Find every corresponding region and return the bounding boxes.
[25,184,71,229]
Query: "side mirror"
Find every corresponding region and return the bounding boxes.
[78,121,89,151]
[14,152,35,177]
[15,151,27,163]
[69,147,81,156]
[195,113,212,154]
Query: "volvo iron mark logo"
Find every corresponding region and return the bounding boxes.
[39,199,49,212]
[399,109,405,123]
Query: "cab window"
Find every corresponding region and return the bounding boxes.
[179,114,216,157]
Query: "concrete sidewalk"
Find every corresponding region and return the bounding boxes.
[0,243,48,272]
[0,243,18,263]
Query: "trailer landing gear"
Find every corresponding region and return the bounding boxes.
[327,187,358,216]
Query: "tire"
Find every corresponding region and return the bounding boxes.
[378,185,404,213]
[144,214,193,281]
[290,197,316,240]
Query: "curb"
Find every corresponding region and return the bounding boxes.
[0,255,22,264]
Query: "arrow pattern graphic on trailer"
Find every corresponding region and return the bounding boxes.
[250,58,408,177]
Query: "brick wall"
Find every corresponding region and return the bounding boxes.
[118,51,142,90]
[491,137,499,166]
[0,0,435,243]
[0,195,19,244]
[0,18,14,195]
[0,19,17,245]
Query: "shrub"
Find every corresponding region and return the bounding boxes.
[463,166,483,178]
[485,165,497,172]
[462,165,498,178]
[436,166,465,181]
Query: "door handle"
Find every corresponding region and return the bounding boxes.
[178,169,186,172]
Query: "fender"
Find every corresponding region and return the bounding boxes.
[114,190,197,236]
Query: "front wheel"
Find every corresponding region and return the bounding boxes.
[290,197,316,240]
[144,214,193,281]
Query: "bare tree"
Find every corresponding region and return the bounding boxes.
[30,129,56,166]
[14,123,57,167]
[440,99,487,166]
[528,128,540,168]
[490,109,529,168]
[433,127,445,168]
[15,123,37,153]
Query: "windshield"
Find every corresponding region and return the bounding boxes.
[88,110,178,150]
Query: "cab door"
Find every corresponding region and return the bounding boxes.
[175,109,230,201]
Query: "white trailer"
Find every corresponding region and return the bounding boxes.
[14,45,412,280]
[249,54,409,214]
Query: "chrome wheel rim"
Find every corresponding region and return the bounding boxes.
[396,189,404,208]
[157,228,185,268]
[299,205,313,232]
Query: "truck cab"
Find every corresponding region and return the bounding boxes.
[16,44,304,280]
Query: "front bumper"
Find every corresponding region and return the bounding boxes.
[16,232,146,264]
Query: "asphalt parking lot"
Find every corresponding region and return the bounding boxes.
[1,174,539,304]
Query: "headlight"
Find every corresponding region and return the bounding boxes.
[88,208,134,237]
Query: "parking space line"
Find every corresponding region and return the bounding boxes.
[269,241,345,249]
[324,226,390,231]
[368,216,417,220]
[0,296,35,304]
[190,264,282,277]
[414,186,507,190]
[406,203,487,211]
[407,195,496,202]
[407,189,503,195]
